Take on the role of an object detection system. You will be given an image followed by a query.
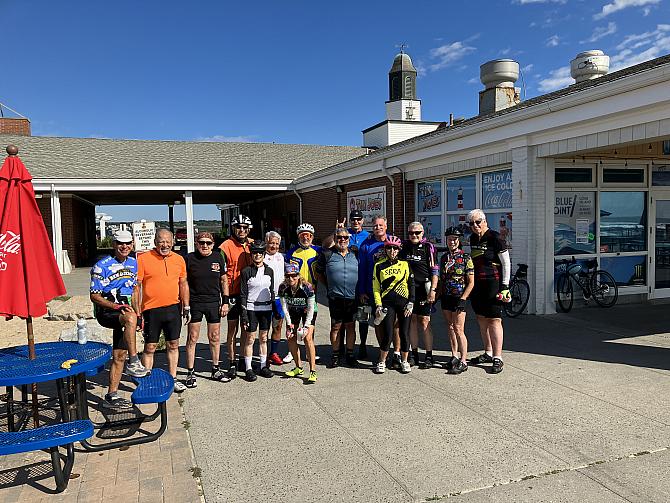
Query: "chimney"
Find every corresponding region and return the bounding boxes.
[571,50,609,83]
[0,117,31,136]
[478,59,520,116]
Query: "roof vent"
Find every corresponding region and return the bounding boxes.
[570,50,609,83]
[480,59,519,89]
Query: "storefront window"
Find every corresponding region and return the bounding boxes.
[599,192,646,253]
[555,167,593,184]
[416,180,442,244]
[602,168,645,184]
[446,175,476,212]
[652,165,670,186]
[600,255,646,286]
[482,170,512,248]
[554,191,596,255]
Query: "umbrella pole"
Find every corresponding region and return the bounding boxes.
[27,317,39,427]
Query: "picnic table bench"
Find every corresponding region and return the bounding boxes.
[0,419,93,492]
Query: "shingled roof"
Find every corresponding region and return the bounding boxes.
[0,135,367,180]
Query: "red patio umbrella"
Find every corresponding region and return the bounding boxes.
[0,145,66,425]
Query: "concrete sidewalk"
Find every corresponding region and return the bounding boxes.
[183,301,670,502]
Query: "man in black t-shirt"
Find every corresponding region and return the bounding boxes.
[467,209,511,374]
[184,232,230,387]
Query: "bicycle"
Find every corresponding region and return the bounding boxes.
[555,257,618,313]
[504,263,530,318]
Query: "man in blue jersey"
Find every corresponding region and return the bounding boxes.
[90,230,149,409]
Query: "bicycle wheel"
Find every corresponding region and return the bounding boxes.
[590,270,618,308]
[556,273,573,313]
[504,279,530,318]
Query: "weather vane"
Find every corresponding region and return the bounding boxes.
[396,42,408,54]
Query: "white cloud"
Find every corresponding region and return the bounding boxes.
[521,63,534,73]
[428,41,477,71]
[467,77,479,85]
[195,135,258,143]
[580,22,617,43]
[594,0,660,19]
[546,35,560,47]
[537,66,573,92]
[610,24,670,70]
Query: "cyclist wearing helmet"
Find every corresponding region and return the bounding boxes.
[400,221,439,368]
[280,263,318,383]
[467,209,510,374]
[439,227,474,374]
[219,214,254,379]
[239,241,274,382]
[372,235,415,374]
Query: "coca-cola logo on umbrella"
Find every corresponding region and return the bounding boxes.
[0,231,21,271]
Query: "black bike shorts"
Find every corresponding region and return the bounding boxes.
[470,279,503,319]
[143,304,182,344]
[190,302,221,324]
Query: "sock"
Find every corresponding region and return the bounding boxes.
[187,367,194,375]
[229,359,236,369]
[271,340,279,354]
[106,391,117,399]
[426,350,433,357]
[412,349,419,361]
[485,350,493,357]
[244,357,252,370]
[129,355,140,364]
[260,355,267,367]
[493,355,502,361]
[394,351,401,358]
[211,365,219,373]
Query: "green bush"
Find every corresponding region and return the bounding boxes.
[97,236,113,248]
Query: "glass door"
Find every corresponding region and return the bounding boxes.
[653,198,670,297]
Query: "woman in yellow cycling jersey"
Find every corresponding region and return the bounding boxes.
[372,235,415,374]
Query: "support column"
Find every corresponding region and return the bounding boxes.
[168,204,174,234]
[185,191,195,253]
[50,185,64,273]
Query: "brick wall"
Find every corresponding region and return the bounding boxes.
[37,196,53,246]
[0,118,31,136]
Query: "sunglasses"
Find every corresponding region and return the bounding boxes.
[469,219,484,226]
[351,217,363,221]
[386,246,400,251]
[286,273,299,278]
[336,236,349,240]
[235,225,249,230]
[408,231,422,236]
[197,241,213,246]
[116,241,132,246]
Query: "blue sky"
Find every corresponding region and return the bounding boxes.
[3,0,669,221]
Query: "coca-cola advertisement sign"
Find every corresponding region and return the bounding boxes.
[482,169,512,210]
[0,231,21,272]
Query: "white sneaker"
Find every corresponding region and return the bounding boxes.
[173,380,187,393]
[282,353,294,364]
[400,361,411,374]
[125,359,150,378]
[374,361,386,374]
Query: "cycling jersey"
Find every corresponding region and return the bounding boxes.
[239,264,274,312]
[137,250,186,311]
[186,251,227,304]
[469,229,507,281]
[219,237,252,295]
[400,239,439,284]
[318,247,358,300]
[347,228,370,256]
[357,235,388,297]
[90,255,137,304]
[278,282,316,327]
[372,258,415,306]
[439,249,474,297]
[263,252,284,295]
[285,244,322,286]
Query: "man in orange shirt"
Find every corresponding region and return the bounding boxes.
[135,229,190,392]
[219,215,253,380]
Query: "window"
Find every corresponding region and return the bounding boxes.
[602,168,645,184]
[482,169,513,248]
[416,180,442,244]
[445,175,476,238]
[599,192,646,253]
[554,191,596,255]
[600,255,646,286]
[555,167,593,184]
[652,165,670,186]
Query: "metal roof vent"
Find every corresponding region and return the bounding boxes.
[570,50,609,83]
[479,59,520,115]
[480,59,519,89]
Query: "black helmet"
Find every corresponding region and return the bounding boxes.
[444,226,464,237]
[250,241,266,254]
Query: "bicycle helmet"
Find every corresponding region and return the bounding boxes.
[250,241,266,254]
[444,226,464,237]
[232,214,253,228]
[284,262,300,275]
[384,235,402,248]
[296,222,315,235]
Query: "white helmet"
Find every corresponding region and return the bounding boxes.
[296,223,315,235]
[232,214,253,228]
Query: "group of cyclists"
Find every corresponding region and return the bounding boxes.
[91,206,511,406]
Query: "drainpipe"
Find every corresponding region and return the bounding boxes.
[401,168,407,233]
[292,187,303,223]
[381,159,395,234]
